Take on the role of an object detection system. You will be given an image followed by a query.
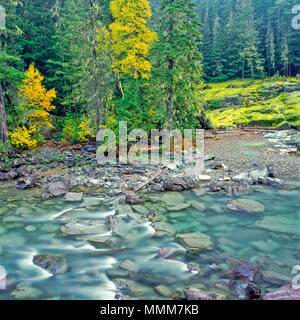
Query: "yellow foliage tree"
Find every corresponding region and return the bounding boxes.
[19,63,56,130]
[109,0,157,79]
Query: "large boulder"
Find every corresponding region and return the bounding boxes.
[16,175,37,189]
[163,176,198,191]
[43,181,70,198]
[32,255,68,275]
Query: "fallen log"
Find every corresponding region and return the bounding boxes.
[134,167,168,193]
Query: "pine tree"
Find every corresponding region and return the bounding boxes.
[152,0,204,130]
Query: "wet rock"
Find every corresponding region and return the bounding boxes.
[168,203,190,211]
[120,260,139,272]
[113,278,145,296]
[232,172,251,183]
[255,216,299,235]
[64,192,83,202]
[251,240,278,253]
[184,288,226,300]
[149,184,165,192]
[25,225,37,232]
[80,197,102,208]
[267,165,278,178]
[61,220,108,235]
[249,168,268,183]
[215,279,261,300]
[125,192,140,205]
[176,232,213,253]
[132,205,149,215]
[226,199,265,213]
[152,221,175,236]
[5,170,19,181]
[32,255,68,275]
[162,192,185,206]
[258,177,282,186]
[116,204,133,216]
[209,181,223,192]
[43,181,70,198]
[155,285,172,297]
[106,215,119,233]
[263,285,300,300]
[224,263,258,282]
[261,271,290,286]
[187,200,206,211]
[16,175,37,189]
[11,285,42,300]
[237,181,250,193]
[163,176,198,191]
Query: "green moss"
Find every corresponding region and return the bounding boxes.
[207,80,300,128]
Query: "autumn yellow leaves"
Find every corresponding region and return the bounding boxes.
[9,64,56,149]
[106,0,157,79]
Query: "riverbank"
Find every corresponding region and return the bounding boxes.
[0,128,299,300]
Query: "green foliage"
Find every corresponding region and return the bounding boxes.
[56,112,95,143]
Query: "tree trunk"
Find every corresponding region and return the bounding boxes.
[89,0,101,132]
[166,1,174,132]
[0,82,8,144]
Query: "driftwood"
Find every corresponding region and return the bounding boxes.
[134,167,168,193]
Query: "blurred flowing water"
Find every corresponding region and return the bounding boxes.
[0,181,299,300]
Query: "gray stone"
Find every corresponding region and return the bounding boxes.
[262,270,290,286]
[226,199,265,213]
[64,192,83,202]
[176,232,213,253]
[163,176,198,191]
[32,255,67,275]
[184,288,226,300]
[11,285,42,300]
[61,220,108,235]
[255,216,299,236]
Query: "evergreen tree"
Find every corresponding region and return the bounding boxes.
[152,0,203,130]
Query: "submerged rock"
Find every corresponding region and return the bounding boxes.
[215,279,261,300]
[158,243,186,259]
[226,199,265,213]
[263,285,300,300]
[176,232,213,253]
[61,220,108,235]
[261,270,290,286]
[184,288,226,300]
[11,285,42,300]
[225,263,258,282]
[155,285,172,297]
[32,255,67,275]
[255,216,299,236]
